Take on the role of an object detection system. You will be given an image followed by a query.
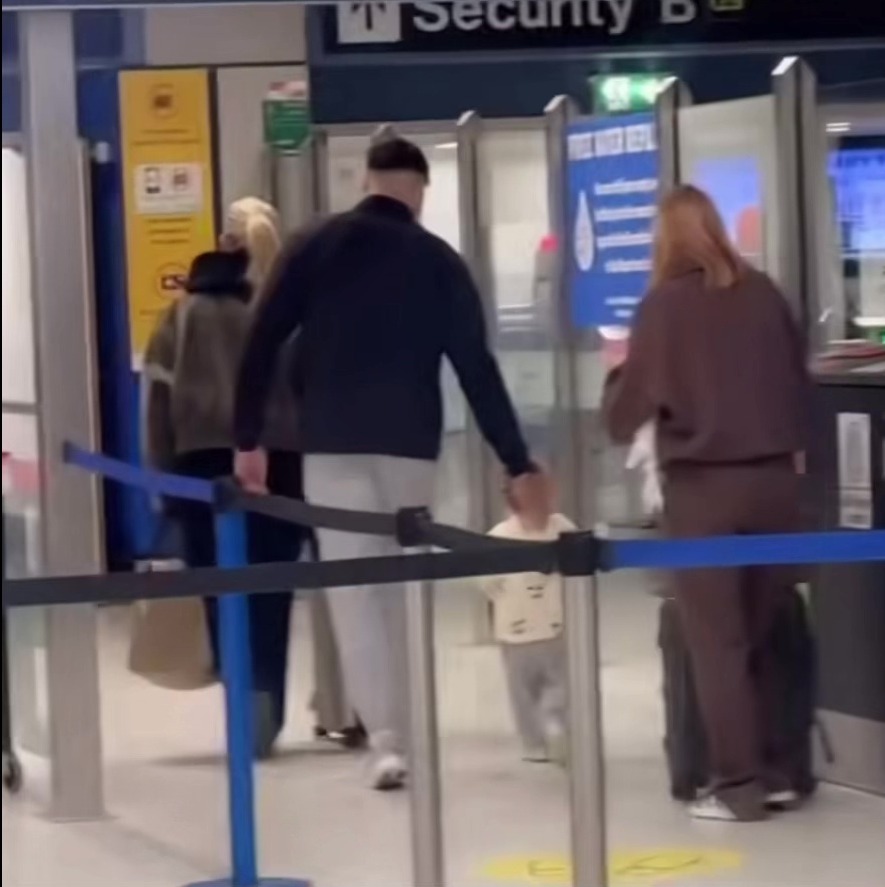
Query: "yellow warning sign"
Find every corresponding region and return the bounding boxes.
[481,848,743,885]
[119,68,217,365]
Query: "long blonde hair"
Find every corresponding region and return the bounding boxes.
[651,185,747,290]
[225,197,282,296]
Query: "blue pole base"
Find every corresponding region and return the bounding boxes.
[183,880,312,887]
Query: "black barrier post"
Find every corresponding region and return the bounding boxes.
[557,531,608,887]
[2,496,24,794]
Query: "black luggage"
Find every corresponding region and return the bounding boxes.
[2,610,23,793]
[658,590,819,801]
[2,501,24,794]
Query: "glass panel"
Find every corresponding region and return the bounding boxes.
[2,146,37,405]
[449,123,568,879]
[325,130,469,527]
[818,91,885,345]
[2,410,49,759]
[2,147,50,760]
[678,96,781,278]
[478,126,557,472]
[326,133,370,212]
[321,131,478,887]
[2,411,42,577]
[408,134,466,528]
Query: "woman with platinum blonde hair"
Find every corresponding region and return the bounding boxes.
[145,197,357,757]
[223,197,282,292]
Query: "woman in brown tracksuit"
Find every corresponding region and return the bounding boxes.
[603,185,811,822]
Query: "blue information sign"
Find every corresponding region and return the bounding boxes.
[566,111,659,330]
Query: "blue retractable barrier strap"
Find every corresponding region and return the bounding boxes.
[609,530,885,571]
[10,443,883,887]
[59,444,885,576]
[64,443,215,503]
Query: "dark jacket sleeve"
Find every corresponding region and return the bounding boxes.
[602,291,663,445]
[233,231,314,451]
[439,245,533,477]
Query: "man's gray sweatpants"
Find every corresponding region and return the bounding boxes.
[305,454,436,756]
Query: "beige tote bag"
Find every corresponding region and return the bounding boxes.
[128,561,216,691]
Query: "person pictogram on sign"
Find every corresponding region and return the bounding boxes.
[336,1,402,44]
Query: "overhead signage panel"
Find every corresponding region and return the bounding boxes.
[323,0,885,55]
[1,0,313,9]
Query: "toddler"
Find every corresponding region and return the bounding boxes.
[480,512,576,764]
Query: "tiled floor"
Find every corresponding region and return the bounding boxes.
[4,572,884,887]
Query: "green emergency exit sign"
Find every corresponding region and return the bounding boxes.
[263,80,311,153]
[591,74,673,113]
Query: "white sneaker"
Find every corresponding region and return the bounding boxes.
[689,795,739,822]
[545,722,568,768]
[766,788,800,808]
[371,753,407,791]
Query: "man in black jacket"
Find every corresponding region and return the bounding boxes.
[234,137,550,789]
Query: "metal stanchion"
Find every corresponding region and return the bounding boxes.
[563,573,608,887]
[187,509,311,887]
[213,513,259,887]
[405,564,446,887]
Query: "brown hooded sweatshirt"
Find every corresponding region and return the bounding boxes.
[603,268,810,468]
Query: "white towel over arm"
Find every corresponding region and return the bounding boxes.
[626,422,663,516]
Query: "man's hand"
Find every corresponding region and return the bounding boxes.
[508,468,555,531]
[234,448,269,494]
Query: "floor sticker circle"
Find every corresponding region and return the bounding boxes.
[481,848,743,885]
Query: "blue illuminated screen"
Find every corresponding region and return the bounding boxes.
[827,147,885,253]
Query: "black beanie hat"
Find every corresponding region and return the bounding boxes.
[185,248,252,299]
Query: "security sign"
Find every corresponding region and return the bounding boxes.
[322,0,885,55]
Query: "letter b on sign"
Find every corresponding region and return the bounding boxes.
[337,2,403,44]
[660,0,697,24]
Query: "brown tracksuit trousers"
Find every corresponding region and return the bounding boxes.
[664,458,803,791]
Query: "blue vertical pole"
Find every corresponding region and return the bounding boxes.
[214,512,259,887]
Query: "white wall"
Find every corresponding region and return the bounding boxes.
[326,135,369,213]
[144,4,306,66]
[144,6,309,230]
[2,148,36,405]
[479,127,548,310]
[326,133,462,250]
[324,126,561,426]
[216,65,308,213]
